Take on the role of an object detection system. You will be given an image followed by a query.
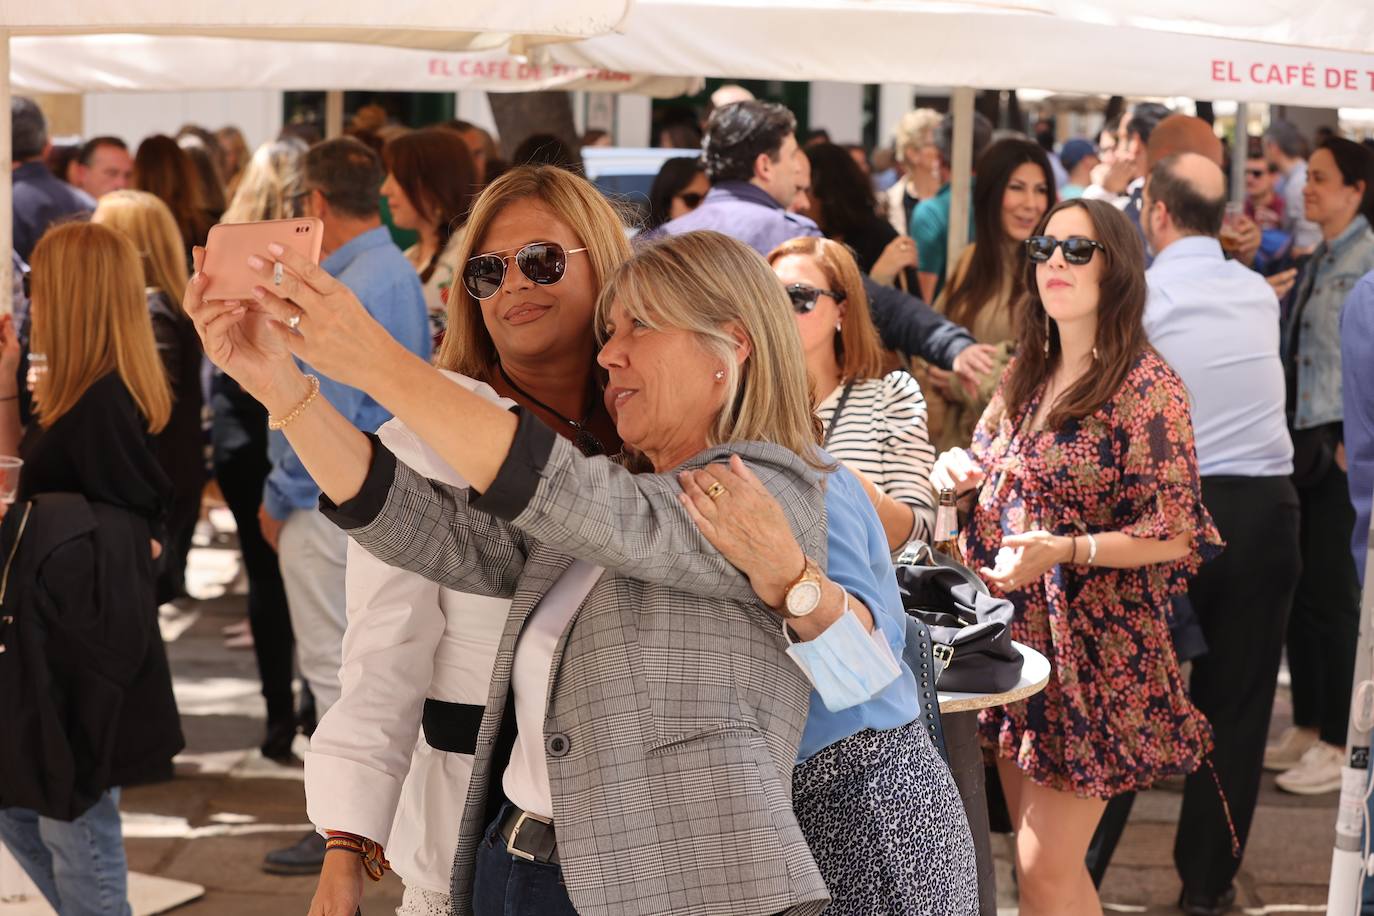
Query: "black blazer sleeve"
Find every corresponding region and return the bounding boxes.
[863,276,977,370]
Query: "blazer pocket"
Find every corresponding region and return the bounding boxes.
[644,722,762,757]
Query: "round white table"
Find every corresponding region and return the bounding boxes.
[936,642,1050,916]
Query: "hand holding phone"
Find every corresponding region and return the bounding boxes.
[201,218,324,301]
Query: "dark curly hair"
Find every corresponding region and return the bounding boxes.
[702,100,795,183]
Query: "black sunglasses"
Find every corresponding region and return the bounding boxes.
[786,283,846,313]
[1024,235,1106,266]
[676,191,704,209]
[1245,168,1268,178]
[462,242,588,301]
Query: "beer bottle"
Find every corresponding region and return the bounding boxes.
[933,487,964,564]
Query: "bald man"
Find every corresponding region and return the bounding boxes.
[1138,152,1299,914]
[1146,113,1224,170]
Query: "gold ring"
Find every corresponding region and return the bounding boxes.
[705,481,727,501]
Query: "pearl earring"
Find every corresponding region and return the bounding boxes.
[1043,312,1051,357]
[835,321,843,332]
[714,370,725,381]
[1092,346,1099,360]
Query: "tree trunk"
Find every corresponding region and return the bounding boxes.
[486,92,578,159]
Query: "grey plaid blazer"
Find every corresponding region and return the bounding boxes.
[325,414,831,916]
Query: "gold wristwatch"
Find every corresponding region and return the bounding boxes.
[781,557,823,618]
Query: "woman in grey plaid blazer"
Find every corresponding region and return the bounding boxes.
[186,229,899,916]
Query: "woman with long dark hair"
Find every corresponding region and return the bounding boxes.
[928,138,1055,451]
[931,198,1219,915]
[381,127,479,346]
[134,134,215,257]
[645,156,708,231]
[800,142,917,288]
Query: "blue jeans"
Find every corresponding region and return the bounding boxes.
[471,806,577,916]
[0,789,132,916]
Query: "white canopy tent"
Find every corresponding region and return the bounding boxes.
[8,34,698,97]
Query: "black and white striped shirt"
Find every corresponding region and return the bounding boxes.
[818,369,937,546]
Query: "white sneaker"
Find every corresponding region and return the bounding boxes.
[1274,742,1345,795]
[1263,726,1319,772]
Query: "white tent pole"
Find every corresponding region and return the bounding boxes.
[946,86,975,277]
[1230,102,1248,205]
[325,90,345,139]
[1,28,12,315]
[1327,493,1374,916]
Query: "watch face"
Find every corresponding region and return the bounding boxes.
[786,580,823,617]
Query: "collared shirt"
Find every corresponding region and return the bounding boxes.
[1341,270,1374,584]
[797,462,919,762]
[1144,235,1293,478]
[1284,214,1374,430]
[651,180,820,256]
[264,225,431,518]
[12,161,94,262]
[1278,160,1323,251]
[910,181,976,300]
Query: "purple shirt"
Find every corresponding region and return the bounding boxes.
[650,180,820,256]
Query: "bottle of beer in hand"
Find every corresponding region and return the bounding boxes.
[933,487,964,564]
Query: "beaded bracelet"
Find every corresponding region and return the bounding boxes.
[267,374,320,431]
[323,832,391,881]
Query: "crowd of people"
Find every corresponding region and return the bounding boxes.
[3,82,1374,916]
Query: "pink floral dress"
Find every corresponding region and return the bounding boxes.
[965,348,1223,799]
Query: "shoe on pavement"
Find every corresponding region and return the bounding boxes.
[1263,725,1319,772]
[1179,884,1236,916]
[1274,742,1344,795]
[262,830,326,875]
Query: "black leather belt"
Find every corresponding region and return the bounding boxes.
[421,699,484,754]
[499,804,559,865]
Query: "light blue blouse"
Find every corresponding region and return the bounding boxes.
[796,461,920,763]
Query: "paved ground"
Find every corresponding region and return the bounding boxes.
[57,520,1343,913]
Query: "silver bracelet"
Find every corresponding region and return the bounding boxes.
[1085,532,1098,566]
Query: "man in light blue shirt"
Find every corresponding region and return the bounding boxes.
[1138,152,1300,915]
[260,137,430,876]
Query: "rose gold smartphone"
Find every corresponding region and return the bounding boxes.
[201,217,324,301]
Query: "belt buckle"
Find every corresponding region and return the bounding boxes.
[507,809,552,862]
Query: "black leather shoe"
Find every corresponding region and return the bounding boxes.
[262,830,326,875]
[260,717,298,763]
[1179,885,1237,916]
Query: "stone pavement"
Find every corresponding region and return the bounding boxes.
[87,522,1344,913]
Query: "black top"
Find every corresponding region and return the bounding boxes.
[841,214,921,294]
[148,289,207,501]
[12,161,93,262]
[20,372,172,529]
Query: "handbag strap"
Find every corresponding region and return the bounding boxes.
[822,381,857,447]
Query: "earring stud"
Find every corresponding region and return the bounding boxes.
[714,370,725,381]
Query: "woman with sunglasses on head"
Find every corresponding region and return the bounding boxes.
[769,236,936,554]
[927,139,1055,452]
[297,166,624,916]
[930,199,1220,916]
[381,127,480,347]
[645,156,709,231]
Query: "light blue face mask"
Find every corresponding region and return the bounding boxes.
[784,601,903,714]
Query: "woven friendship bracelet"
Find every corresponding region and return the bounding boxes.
[324,833,391,881]
[267,374,321,431]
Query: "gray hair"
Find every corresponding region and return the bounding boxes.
[1264,120,1309,160]
[935,111,994,168]
[11,97,47,162]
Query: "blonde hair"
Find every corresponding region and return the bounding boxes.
[29,223,171,433]
[92,190,190,307]
[767,237,887,384]
[597,231,827,470]
[222,137,308,224]
[438,165,633,378]
[894,108,942,158]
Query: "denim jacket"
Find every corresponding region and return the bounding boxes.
[1284,214,1374,430]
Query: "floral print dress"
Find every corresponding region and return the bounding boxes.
[965,348,1223,799]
